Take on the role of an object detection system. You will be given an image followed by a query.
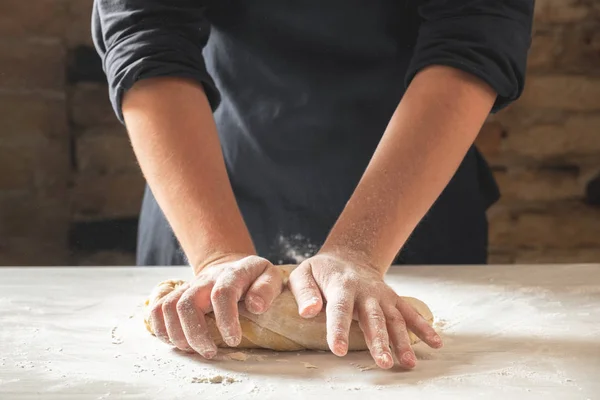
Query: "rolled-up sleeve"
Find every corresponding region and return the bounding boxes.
[405,0,534,112]
[91,0,220,123]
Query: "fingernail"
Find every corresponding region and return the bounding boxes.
[401,352,416,366]
[431,334,443,347]
[224,336,239,347]
[248,296,265,313]
[302,297,319,308]
[335,340,348,355]
[379,353,393,367]
[300,298,320,317]
[203,349,217,359]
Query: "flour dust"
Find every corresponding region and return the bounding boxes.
[275,234,318,264]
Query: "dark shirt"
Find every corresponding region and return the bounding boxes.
[92,0,533,266]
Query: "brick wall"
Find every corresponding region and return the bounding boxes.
[0,0,142,265]
[0,0,599,266]
[477,0,600,263]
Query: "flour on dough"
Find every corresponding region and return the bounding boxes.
[144,265,435,351]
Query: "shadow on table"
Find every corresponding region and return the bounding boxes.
[173,330,599,387]
[369,331,599,386]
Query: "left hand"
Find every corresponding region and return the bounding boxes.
[288,252,442,369]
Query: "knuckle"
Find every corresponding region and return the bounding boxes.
[387,312,406,327]
[228,267,250,284]
[150,301,164,320]
[175,295,193,315]
[371,337,387,350]
[257,273,277,288]
[392,341,410,353]
[367,312,386,326]
[288,270,309,290]
[211,285,234,302]
[295,261,311,274]
[330,326,349,339]
[162,296,178,313]
[402,310,422,326]
[250,281,275,298]
[332,300,352,315]
[288,268,300,281]
[404,314,429,330]
[246,254,267,264]
[242,255,270,270]
[341,275,360,290]
[334,333,348,343]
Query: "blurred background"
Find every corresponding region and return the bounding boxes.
[0,0,599,266]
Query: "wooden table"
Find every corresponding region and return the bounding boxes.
[1,264,598,399]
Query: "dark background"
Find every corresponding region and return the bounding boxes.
[0,0,599,266]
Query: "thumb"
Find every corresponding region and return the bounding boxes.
[288,262,323,318]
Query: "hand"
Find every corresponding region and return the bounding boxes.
[288,252,442,369]
[147,255,284,358]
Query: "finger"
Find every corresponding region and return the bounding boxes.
[357,298,393,369]
[149,298,170,344]
[161,283,192,352]
[397,298,443,349]
[244,266,284,314]
[288,263,323,318]
[211,268,254,347]
[177,283,218,358]
[325,287,355,357]
[383,306,416,369]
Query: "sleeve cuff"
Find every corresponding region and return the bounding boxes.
[104,34,221,124]
[405,15,531,113]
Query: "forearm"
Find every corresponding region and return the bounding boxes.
[122,77,255,273]
[322,66,496,273]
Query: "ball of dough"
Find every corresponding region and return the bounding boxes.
[144,265,434,351]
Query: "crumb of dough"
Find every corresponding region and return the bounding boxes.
[301,362,318,369]
[227,352,249,361]
[192,375,236,384]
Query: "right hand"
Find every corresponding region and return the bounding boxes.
[148,255,284,358]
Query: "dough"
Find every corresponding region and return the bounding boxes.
[143,265,434,351]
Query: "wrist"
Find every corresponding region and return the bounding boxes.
[191,251,256,275]
[317,244,387,277]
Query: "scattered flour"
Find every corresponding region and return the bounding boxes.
[191,375,237,384]
[357,363,377,372]
[3,264,598,398]
[110,326,123,345]
[434,319,448,329]
[350,362,377,372]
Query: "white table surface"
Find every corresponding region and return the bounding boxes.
[0,264,599,400]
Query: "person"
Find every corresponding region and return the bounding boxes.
[92,0,534,369]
